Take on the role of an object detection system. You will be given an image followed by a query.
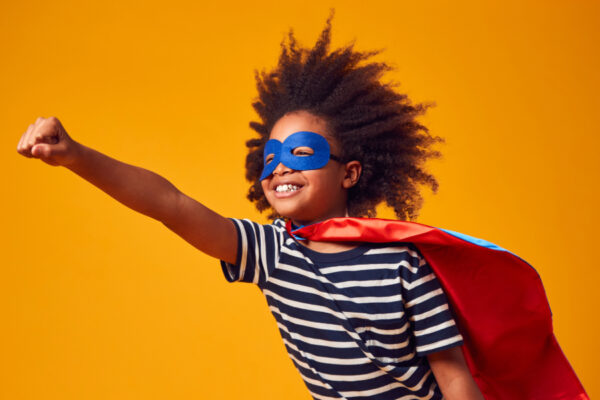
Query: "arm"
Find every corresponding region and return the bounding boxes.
[427,347,484,400]
[16,116,237,264]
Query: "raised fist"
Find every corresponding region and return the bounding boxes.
[16,117,79,167]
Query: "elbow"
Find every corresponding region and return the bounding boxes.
[159,188,185,228]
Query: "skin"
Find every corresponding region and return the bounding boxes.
[16,113,484,399]
[428,347,485,400]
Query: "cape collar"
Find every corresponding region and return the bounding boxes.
[286,217,435,243]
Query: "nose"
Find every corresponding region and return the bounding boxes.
[272,161,292,176]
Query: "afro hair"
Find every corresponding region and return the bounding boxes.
[245,11,443,221]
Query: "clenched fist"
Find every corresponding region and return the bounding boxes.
[16,117,80,167]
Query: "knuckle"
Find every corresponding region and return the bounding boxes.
[37,125,50,136]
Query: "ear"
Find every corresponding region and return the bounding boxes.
[342,161,362,189]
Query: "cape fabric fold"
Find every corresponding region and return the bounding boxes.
[287,217,588,400]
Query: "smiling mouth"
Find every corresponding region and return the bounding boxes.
[275,184,301,193]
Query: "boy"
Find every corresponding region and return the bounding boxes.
[16,15,586,400]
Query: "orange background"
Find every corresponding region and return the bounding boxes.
[2,1,598,398]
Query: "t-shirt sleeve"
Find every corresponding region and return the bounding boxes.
[220,218,284,287]
[400,246,464,357]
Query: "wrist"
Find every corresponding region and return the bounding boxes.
[63,140,86,170]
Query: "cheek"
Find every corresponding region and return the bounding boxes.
[261,180,270,195]
[305,168,342,188]
[261,181,276,205]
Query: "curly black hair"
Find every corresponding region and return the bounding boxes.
[245,11,443,221]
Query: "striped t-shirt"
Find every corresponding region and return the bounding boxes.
[220,218,463,400]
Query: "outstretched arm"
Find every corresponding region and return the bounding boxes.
[16,116,237,264]
[427,347,484,400]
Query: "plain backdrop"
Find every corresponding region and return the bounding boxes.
[2,0,598,398]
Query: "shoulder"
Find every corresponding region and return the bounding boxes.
[229,217,287,232]
[228,217,294,249]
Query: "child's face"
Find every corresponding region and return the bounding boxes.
[261,110,359,225]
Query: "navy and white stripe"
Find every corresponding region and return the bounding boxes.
[221,218,463,400]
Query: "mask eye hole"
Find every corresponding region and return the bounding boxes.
[265,154,275,164]
[292,146,314,157]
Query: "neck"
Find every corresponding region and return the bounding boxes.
[290,210,350,229]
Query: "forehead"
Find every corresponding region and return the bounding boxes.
[270,111,332,143]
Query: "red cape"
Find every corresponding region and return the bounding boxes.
[288,217,588,400]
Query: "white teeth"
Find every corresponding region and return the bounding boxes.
[275,184,300,193]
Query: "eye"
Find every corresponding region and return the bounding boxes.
[265,154,275,164]
[292,147,314,157]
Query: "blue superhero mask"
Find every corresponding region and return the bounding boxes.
[260,131,340,180]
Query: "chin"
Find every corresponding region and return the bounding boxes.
[275,210,301,221]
